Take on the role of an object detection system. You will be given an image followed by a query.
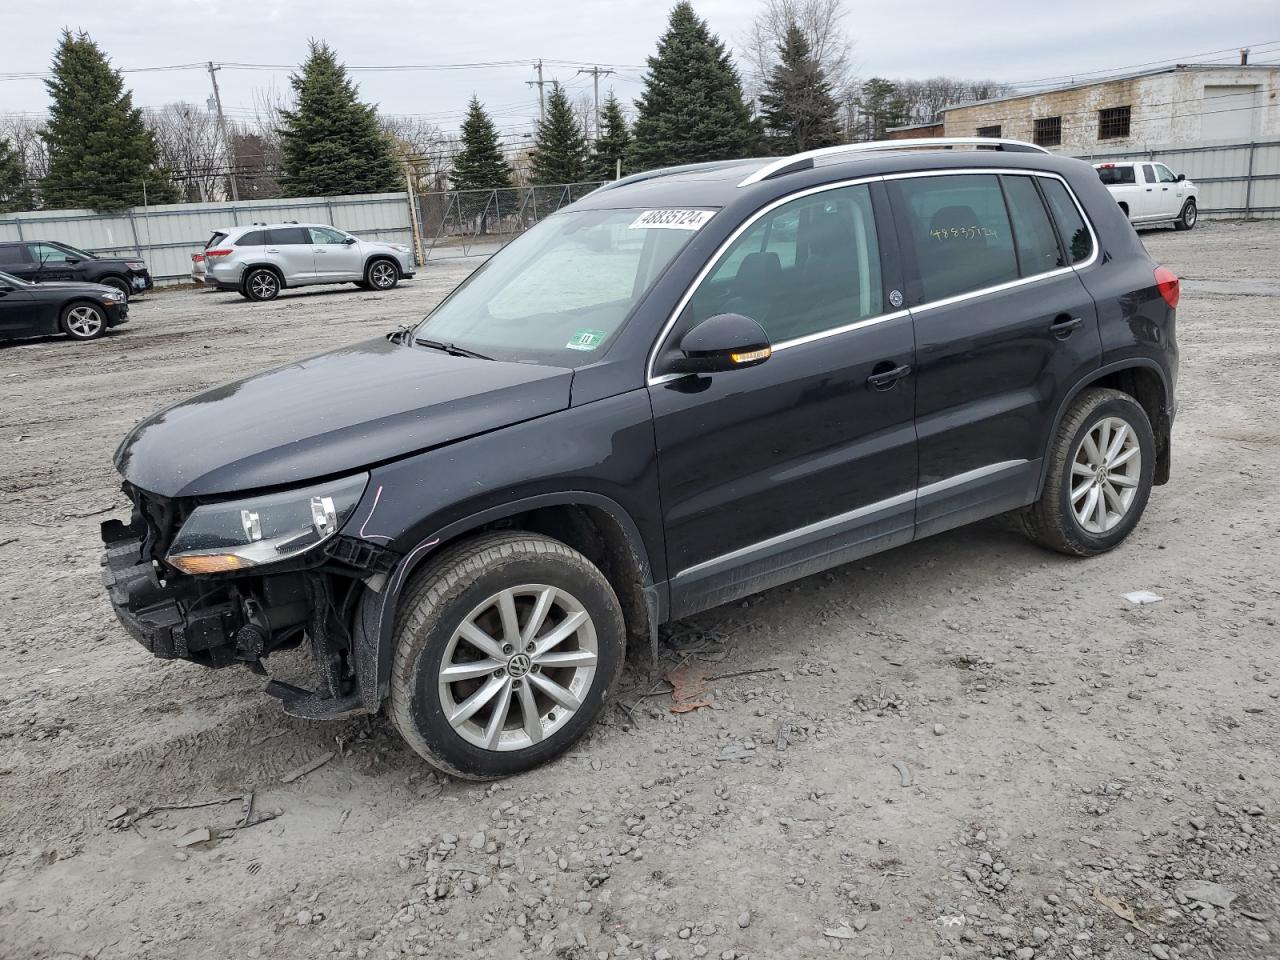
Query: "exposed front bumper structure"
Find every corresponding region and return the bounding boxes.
[100,501,398,719]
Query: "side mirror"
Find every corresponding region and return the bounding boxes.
[669,313,771,375]
[343,236,357,245]
[1175,173,1186,182]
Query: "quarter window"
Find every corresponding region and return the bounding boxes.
[891,174,1019,303]
[1033,117,1062,147]
[1002,176,1065,275]
[688,183,883,344]
[1038,178,1094,265]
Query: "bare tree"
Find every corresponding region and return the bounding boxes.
[0,115,50,184]
[742,0,855,102]
[380,114,449,193]
[894,77,1013,125]
[145,103,226,201]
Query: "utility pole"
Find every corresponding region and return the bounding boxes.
[576,65,615,140]
[526,60,548,122]
[207,61,239,202]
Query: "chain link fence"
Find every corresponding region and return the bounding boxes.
[415,183,606,262]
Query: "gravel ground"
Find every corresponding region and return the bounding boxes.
[1,222,1278,960]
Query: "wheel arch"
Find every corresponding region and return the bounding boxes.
[352,491,660,712]
[240,263,286,289]
[363,253,400,277]
[1039,359,1172,495]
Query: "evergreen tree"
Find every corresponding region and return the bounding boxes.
[0,138,31,213]
[588,92,631,181]
[855,78,910,141]
[629,2,760,170]
[528,83,588,185]
[40,30,177,211]
[450,97,512,191]
[759,21,842,155]
[278,40,402,197]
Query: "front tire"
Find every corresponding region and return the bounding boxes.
[366,258,399,291]
[243,268,281,302]
[1021,388,1155,557]
[1174,199,1197,231]
[61,302,107,341]
[389,532,625,780]
[101,276,131,302]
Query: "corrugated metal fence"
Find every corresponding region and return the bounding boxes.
[1070,139,1280,219]
[0,192,416,284]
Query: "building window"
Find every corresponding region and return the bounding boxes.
[976,125,1002,138]
[1033,117,1062,147]
[1098,106,1131,140]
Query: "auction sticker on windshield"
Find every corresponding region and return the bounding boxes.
[629,209,715,230]
[566,328,607,351]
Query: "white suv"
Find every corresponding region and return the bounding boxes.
[202,222,416,301]
[1094,161,1199,231]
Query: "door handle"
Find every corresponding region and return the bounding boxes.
[1050,315,1084,339]
[267,248,280,253]
[867,362,912,389]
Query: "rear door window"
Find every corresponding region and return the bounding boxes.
[1141,164,1157,184]
[890,174,1019,303]
[1002,175,1066,276]
[268,227,308,245]
[0,244,32,264]
[1096,165,1135,185]
[1038,178,1094,265]
[688,183,884,344]
[235,230,266,246]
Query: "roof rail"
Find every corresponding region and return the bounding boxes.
[598,158,762,192]
[738,138,1050,187]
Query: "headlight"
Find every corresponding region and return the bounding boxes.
[166,473,368,575]
[101,291,122,301]
[127,261,147,271]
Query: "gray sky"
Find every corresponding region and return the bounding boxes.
[1,0,1276,140]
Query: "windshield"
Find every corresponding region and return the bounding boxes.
[414,207,712,366]
[53,242,98,260]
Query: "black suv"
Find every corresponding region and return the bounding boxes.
[0,240,153,301]
[101,139,1179,779]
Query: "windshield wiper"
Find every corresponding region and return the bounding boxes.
[414,337,493,361]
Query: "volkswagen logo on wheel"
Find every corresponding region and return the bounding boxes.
[506,653,533,679]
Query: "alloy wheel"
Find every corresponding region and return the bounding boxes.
[1184,203,1197,228]
[1070,416,1142,534]
[66,305,104,338]
[250,272,278,299]
[370,262,397,288]
[437,584,598,752]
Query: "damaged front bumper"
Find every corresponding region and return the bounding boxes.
[101,507,397,720]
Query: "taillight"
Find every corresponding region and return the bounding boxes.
[191,253,205,263]
[1155,266,1180,309]
[205,248,233,259]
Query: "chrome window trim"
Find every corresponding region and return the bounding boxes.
[645,174,883,386]
[672,458,1029,581]
[645,169,1099,386]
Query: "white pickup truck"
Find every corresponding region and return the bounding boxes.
[1094,161,1199,231]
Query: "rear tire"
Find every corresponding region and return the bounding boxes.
[389,532,625,780]
[1174,199,1197,231]
[365,258,399,291]
[60,302,107,341]
[243,268,281,302]
[1021,388,1155,557]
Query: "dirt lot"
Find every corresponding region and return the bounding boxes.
[1,222,1278,960]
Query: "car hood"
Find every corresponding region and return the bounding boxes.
[28,280,117,295]
[115,337,574,497]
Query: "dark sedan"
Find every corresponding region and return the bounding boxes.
[0,271,129,342]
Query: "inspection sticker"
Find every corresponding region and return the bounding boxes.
[565,328,607,351]
[629,208,715,231]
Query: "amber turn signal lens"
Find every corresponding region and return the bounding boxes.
[730,347,771,364]
[167,554,248,575]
